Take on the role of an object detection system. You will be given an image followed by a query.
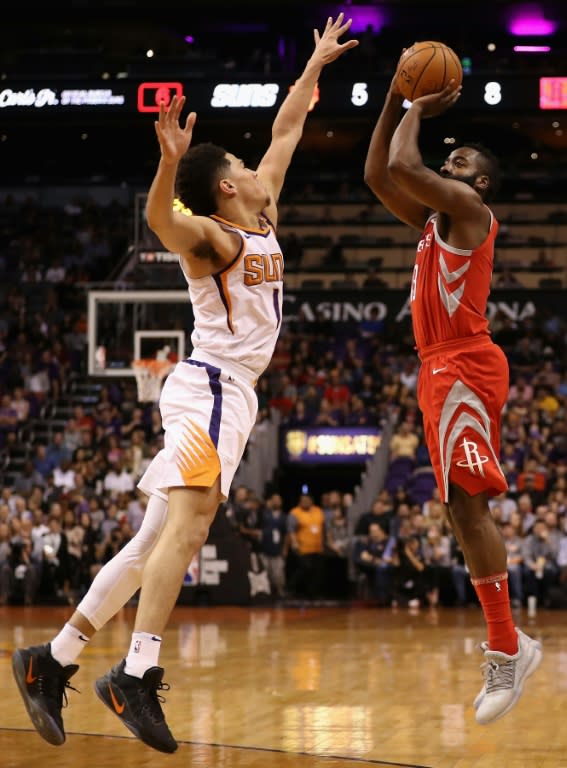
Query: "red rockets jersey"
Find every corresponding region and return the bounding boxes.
[410,210,498,353]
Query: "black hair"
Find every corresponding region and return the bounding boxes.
[175,142,230,216]
[462,141,501,202]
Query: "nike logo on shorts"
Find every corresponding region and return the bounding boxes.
[432,366,448,375]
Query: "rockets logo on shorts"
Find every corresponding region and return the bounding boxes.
[456,438,489,476]
[436,379,508,501]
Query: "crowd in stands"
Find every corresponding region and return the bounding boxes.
[0,193,566,611]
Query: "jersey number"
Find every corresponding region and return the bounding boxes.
[410,264,419,302]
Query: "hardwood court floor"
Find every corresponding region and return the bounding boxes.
[1,603,566,768]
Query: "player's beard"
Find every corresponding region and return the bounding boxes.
[441,171,478,189]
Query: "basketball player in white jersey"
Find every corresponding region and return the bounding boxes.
[12,15,358,754]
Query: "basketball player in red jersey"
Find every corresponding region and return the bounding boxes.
[364,62,542,725]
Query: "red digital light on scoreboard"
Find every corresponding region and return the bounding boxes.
[137,82,183,113]
[539,77,567,109]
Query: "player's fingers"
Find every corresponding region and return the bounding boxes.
[184,111,197,132]
[174,95,186,120]
[162,95,176,121]
[332,12,345,28]
[440,81,459,99]
[168,96,178,120]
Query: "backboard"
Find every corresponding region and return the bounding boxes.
[87,289,191,376]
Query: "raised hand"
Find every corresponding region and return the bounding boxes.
[154,95,197,164]
[311,13,359,65]
[411,80,462,118]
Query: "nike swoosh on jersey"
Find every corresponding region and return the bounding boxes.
[432,366,448,375]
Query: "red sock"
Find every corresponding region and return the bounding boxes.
[471,573,518,655]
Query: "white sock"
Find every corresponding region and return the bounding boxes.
[50,623,90,667]
[124,631,162,678]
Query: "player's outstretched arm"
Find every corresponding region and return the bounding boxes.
[364,54,430,231]
[388,85,480,219]
[145,96,229,258]
[146,95,195,234]
[257,13,358,217]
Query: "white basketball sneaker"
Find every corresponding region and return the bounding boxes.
[475,628,542,725]
[473,645,488,710]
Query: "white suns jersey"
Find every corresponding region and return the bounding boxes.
[181,214,284,380]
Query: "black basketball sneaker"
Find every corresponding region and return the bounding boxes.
[12,643,79,745]
[94,659,177,753]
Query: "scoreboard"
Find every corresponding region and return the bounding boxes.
[1,74,565,120]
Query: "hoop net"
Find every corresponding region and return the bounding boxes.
[132,359,174,402]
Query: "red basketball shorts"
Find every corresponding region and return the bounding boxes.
[417,336,509,503]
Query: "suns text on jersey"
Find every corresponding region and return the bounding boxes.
[243,252,284,286]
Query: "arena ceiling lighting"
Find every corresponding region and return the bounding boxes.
[335,4,389,33]
[514,45,551,52]
[506,3,559,36]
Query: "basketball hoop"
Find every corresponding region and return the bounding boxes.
[132,359,174,403]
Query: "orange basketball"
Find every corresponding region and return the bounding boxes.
[396,41,463,102]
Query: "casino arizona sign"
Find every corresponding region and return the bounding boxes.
[282,292,539,324]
